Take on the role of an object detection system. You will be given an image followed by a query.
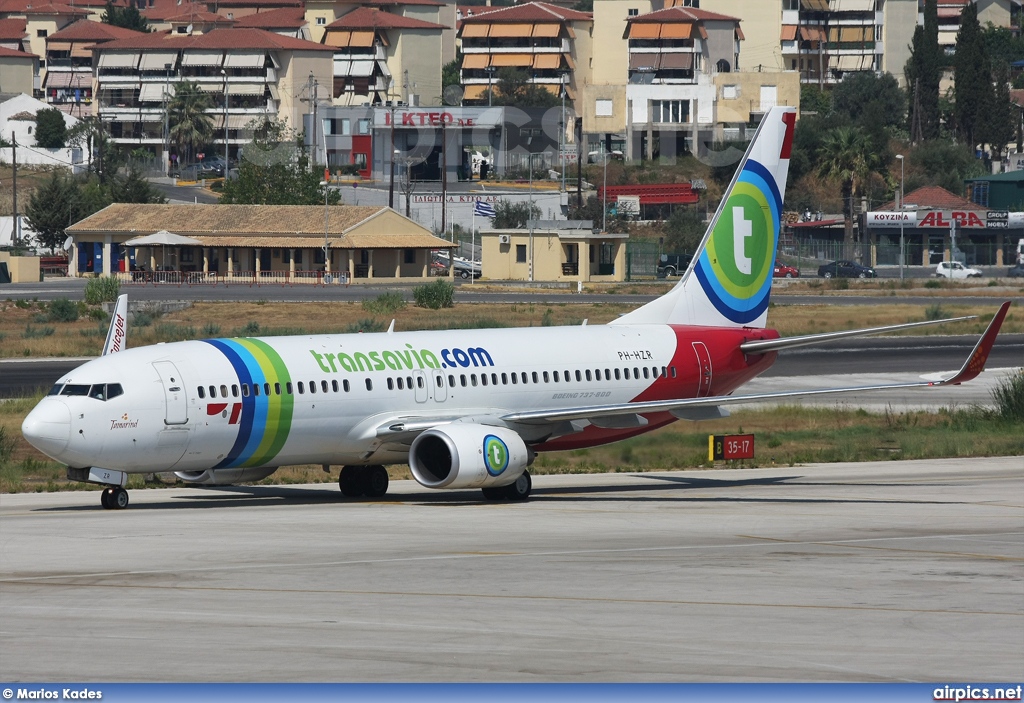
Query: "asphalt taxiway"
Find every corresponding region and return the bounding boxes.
[1,457,1021,682]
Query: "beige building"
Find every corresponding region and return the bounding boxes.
[715,69,800,125]
[44,20,143,114]
[0,45,36,95]
[321,6,445,106]
[481,222,628,282]
[66,203,456,282]
[458,1,592,109]
[90,28,333,162]
[0,0,88,76]
[0,251,40,283]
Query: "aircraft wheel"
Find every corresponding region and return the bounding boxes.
[111,487,129,510]
[364,466,389,498]
[339,466,367,497]
[100,488,114,510]
[481,487,505,501]
[503,471,532,501]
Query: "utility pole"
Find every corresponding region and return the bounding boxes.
[11,133,18,247]
[388,103,396,208]
[440,117,447,238]
[312,76,319,168]
[575,116,582,208]
[163,63,171,177]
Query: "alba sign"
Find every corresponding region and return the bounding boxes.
[866,211,1024,229]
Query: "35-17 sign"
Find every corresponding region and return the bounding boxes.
[709,434,755,461]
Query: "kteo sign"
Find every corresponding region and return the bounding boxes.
[866,210,1024,229]
[376,108,500,129]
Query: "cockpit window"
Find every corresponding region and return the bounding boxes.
[88,385,107,400]
[107,383,123,399]
[48,383,64,396]
[60,384,90,396]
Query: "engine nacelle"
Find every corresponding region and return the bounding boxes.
[174,467,278,485]
[409,424,529,490]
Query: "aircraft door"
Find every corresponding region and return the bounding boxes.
[413,369,428,403]
[692,342,712,398]
[153,360,189,425]
[432,369,447,402]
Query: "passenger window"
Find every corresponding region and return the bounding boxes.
[231,384,239,397]
[107,383,123,399]
[209,385,217,398]
[565,369,571,381]
[643,367,650,379]
[532,372,538,383]
[471,374,478,387]
[308,381,315,394]
[670,366,677,378]
[88,384,107,400]
[543,371,549,383]
[448,374,455,386]
[322,380,329,393]
[614,368,621,380]
[585,370,592,382]
[397,378,403,390]
[436,375,444,387]
[553,371,560,382]
[274,383,281,396]
[481,374,488,386]
[365,379,372,391]
[341,380,348,392]
[575,370,581,382]
[605,369,611,380]
[388,378,395,390]
[198,386,206,399]
[297,382,304,394]
[460,374,467,387]
[634,367,640,378]
[220,384,228,397]
[417,376,424,388]
[652,367,658,378]
[491,373,497,385]
[407,376,413,389]
[253,384,260,396]
[501,373,508,385]
[511,373,517,385]
[521,372,528,384]
[242,384,250,397]
[264,383,271,396]
[661,366,667,377]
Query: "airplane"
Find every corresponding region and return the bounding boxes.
[21,107,1011,510]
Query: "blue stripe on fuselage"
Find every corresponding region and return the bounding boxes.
[204,339,260,469]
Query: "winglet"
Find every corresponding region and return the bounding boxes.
[102,294,128,355]
[932,301,1011,386]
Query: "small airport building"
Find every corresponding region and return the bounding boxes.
[480,220,628,282]
[66,203,455,282]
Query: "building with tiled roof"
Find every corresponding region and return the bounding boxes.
[321,6,445,105]
[66,203,456,281]
[232,6,308,39]
[0,17,27,51]
[142,3,237,35]
[91,28,332,165]
[0,0,88,68]
[458,1,592,108]
[0,44,37,94]
[45,20,143,112]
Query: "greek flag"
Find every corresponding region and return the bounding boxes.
[474,200,497,218]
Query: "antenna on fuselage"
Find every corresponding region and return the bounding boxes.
[102,294,128,356]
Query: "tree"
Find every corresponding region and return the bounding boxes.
[168,81,214,168]
[953,2,989,146]
[905,0,941,141]
[220,118,341,205]
[108,168,166,204]
[24,173,85,250]
[817,127,878,259]
[34,108,67,148]
[799,85,831,116]
[663,207,705,254]
[832,72,905,130]
[442,55,461,90]
[981,61,1015,161]
[102,0,149,32]
[492,200,541,229]
[485,68,560,108]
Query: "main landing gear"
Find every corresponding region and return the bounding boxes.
[338,465,389,499]
[481,471,532,502]
[100,486,129,510]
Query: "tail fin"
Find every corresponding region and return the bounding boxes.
[612,106,796,328]
[102,294,128,355]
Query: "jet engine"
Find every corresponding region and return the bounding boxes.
[174,467,278,485]
[409,424,530,490]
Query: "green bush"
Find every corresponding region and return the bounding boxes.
[924,304,946,321]
[413,278,455,309]
[0,426,15,464]
[47,297,79,322]
[84,276,120,304]
[23,324,55,338]
[235,321,261,336]
[924,279,943,289]
[993,370,1024,422]
[362,291,406,316]
[344,318,387,333]
[202,322,221,337]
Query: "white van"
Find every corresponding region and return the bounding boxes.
[935,261,983,279]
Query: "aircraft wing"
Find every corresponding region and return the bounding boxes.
[738,314,977,354]
[502,301,1011,426]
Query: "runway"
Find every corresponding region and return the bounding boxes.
[1,457,1021,682]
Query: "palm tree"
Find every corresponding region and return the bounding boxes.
[168,81,214,171]
[817,126,878,259]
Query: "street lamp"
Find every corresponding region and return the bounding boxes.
[485,66,495,107]
[896,153,905,280]
[163,62,171,177]
[527,151,539,281]
[319,180,331,281]
[602,148,609,233]
[221,69,228,175]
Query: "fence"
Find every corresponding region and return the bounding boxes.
[625,241,660,280]
[117,270,350,286]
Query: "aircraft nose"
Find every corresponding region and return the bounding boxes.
[22,400,71,459]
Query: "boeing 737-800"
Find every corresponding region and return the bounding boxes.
[21,107,1011,509]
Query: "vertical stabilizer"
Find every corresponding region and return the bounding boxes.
[102,294,128,355]
[612,106,796,328]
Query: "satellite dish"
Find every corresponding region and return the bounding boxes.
[62,236,73,252]
[442,85,464,107]
[186,23,193,34]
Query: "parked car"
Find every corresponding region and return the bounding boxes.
[451,258,482,279]
[817,260,876,279]
[1006,263,1024,278]
[657,253,692,278]
[935,261,983,279]
[773,262,799,278]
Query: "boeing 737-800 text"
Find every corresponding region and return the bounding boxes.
[21,107,1011,509]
